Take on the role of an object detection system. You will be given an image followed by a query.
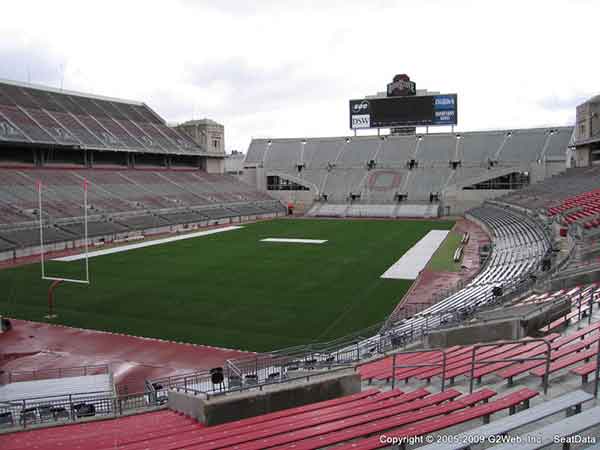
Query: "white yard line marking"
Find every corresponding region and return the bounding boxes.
[260,238,327,244]
[54,226,244,261]
[380,230,449,280]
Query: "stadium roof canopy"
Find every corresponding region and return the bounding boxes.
[0,79,208,156]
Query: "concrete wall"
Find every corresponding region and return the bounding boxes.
[443,189,510,215]
[176,119,225,155]
[205,157,225,174]
[168,370,361,426]
[267,190,316,214]
[241,167,316,214]
[225,153,244,175]
[545,267,600,291]
[241,166,269,191]
[426,300,571,347]
[442,161,566,215]
[575,97,600,144]
[240,166,258,188]
[573,146,592,167]
[427,319,524,348]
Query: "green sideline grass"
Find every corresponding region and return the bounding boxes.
[427,230,462,272]
[0,218,453,351]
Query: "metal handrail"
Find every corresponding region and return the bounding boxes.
[0,390,155,430]
[390,349,447,392]
[0,389,113,403]
[468,338,552,395]
[595,331,600,398]
[5,364,110,384]
[173,365,357,400]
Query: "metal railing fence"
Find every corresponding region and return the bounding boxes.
[171,366,358,400]
[0,390,155,430]
[2,365,109,385]
[468,339,552,396]
[390,349,447,391]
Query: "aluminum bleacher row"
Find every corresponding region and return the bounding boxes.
[353,203,550,355]
[0,386,546,450]
[0,168,284,252]
[0,80,199,155]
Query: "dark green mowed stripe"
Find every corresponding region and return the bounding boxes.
[0,219,454,351]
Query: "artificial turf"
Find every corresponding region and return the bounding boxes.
[0,218,454,352]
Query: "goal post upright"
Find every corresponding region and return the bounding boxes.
[37,180,46,279]
[39,178,91,318]
[84,178,89,284]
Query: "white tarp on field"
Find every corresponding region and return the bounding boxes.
[260,238,327,244]
[380,230,449,280]
[54,226,243,262]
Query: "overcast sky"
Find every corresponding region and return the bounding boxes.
[0,0,598,152]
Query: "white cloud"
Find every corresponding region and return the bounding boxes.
[0,0,598,152]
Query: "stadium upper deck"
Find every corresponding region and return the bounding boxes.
[0,79,285,259]
[246,127,573,168]
[0,79,205,156]
[244,127,574,215]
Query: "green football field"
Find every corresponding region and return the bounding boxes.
[0,218,454,351]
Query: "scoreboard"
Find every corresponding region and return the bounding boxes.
[349,94,457,129]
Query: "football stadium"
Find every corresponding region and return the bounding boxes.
[2,1,600,448]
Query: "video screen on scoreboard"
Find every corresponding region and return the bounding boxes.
[349,94,457,129]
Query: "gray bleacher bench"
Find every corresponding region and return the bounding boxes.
[489,404,600,450]
[416,390,593,450]
[453,246,464,262]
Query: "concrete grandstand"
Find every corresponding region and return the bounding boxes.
[243,127,573,216]
[0,79,286,262]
